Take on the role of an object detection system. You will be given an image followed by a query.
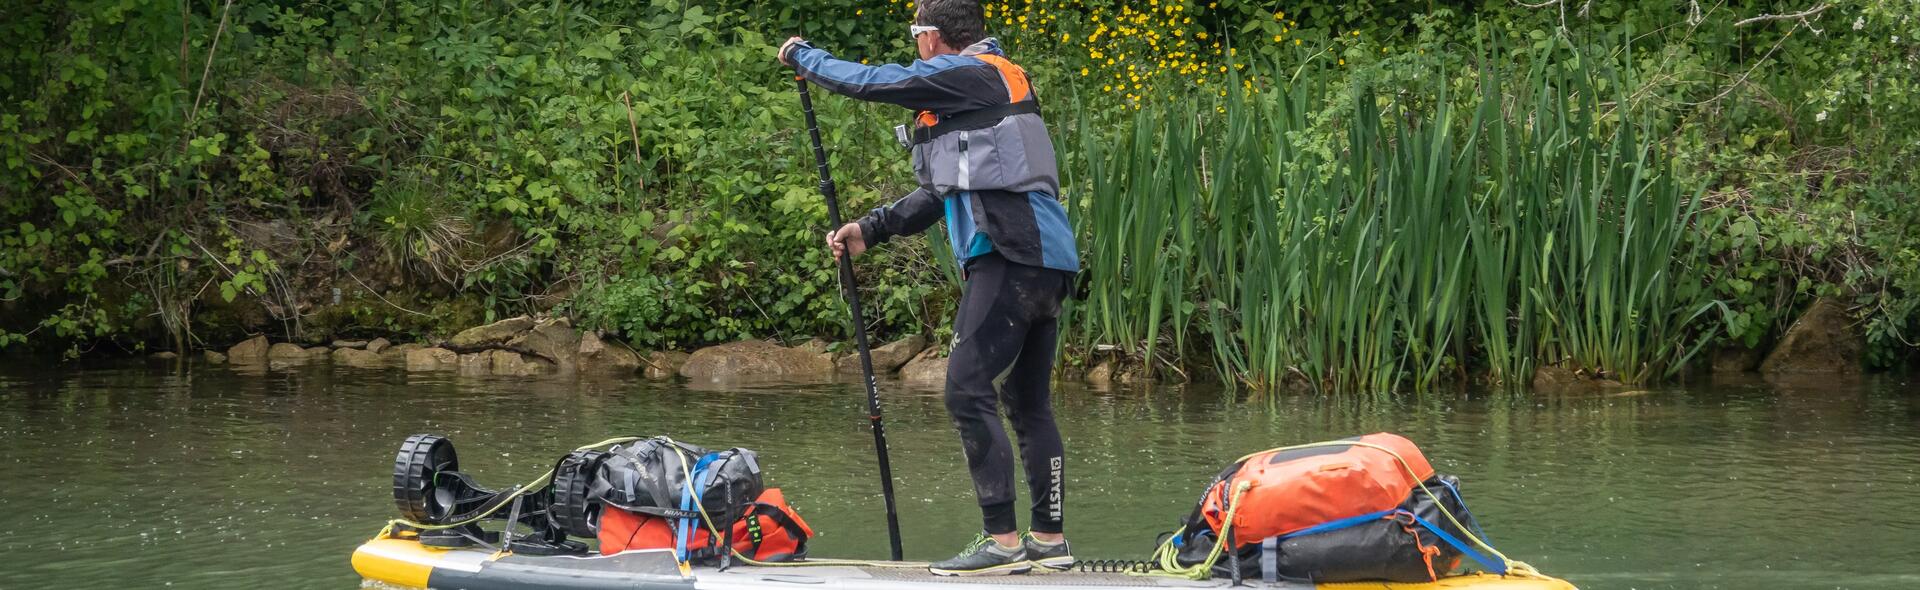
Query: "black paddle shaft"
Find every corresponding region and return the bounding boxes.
[794,76,905,562]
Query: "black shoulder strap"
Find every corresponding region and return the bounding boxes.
[910,98,1042,146]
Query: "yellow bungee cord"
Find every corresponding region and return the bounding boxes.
[1145,480,1253,580]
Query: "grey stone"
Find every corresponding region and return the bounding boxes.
[268,342,310,360]
[1762,298,1864,374]
[1530,364,1578,389]
[203,350,228,364]
[837,335,928,374]
[381,342,423,366]
[506,318,581,371]
[331,339,369,349]
[382,343,424,367]
[644,351,691,380]
[898,347,948,383]
[365,337,392,354]
[577,333,643,374]
[490,349,553,376]
[151,351,179,360]
[459,352,493,375]
[449,315,535,349]
[1531,363,1627,391]
[227,335,270,364]
[679,341,834,379]
[1712,345,1764,374]
[795,338,832,355]
[1085,360,1115,387]
[406,347,459,371]
[332,347,385,369]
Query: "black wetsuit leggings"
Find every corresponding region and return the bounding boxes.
[945,252,1073,535]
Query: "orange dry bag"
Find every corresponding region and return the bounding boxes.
[599,487,812,563]
[1202,432,1433,545]
[1164,433,1502,584]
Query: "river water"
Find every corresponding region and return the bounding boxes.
[0,361,1916,589]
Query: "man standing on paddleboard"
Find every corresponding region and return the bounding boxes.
[779,0,1080,577]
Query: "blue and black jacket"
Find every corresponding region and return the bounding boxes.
[788,38,1079,273]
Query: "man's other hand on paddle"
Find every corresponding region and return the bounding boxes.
[826,222,866,261]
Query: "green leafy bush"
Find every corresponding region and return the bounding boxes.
[1,0,1913,377]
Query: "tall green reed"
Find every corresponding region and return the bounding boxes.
[1065,41,1720,391]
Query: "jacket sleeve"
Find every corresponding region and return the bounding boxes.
[856,187,944,247]
[788,43,998,114]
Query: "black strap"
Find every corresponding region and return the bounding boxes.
[629,506,703,520]
[909,99,1041,146]
[748,502,809,540]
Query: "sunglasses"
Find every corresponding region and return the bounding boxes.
[910,24,939,38]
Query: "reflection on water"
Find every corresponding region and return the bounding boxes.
[0,361,1916,589]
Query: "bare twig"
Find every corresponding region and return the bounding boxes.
[1676,29,1793,107]
[186,0,236,127]
[347,272,433,317]
[27,152,93,195]
[620,91,646,190]
[1735,3,1829,30]
[178,0,190,104]
[1511,0,1574,36]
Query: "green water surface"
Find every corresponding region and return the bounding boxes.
[0,361,1916,589]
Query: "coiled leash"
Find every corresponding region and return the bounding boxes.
[1077,559,1158,574]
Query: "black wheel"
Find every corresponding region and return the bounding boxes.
[551,449,609,538]
[393,434,460,523]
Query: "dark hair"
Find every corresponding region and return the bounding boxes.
[917,0,986,49]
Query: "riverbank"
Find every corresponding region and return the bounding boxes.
[192,314,954,384]
[162,294,1900,392]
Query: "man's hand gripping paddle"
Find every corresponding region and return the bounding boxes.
[793,74,906,562]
